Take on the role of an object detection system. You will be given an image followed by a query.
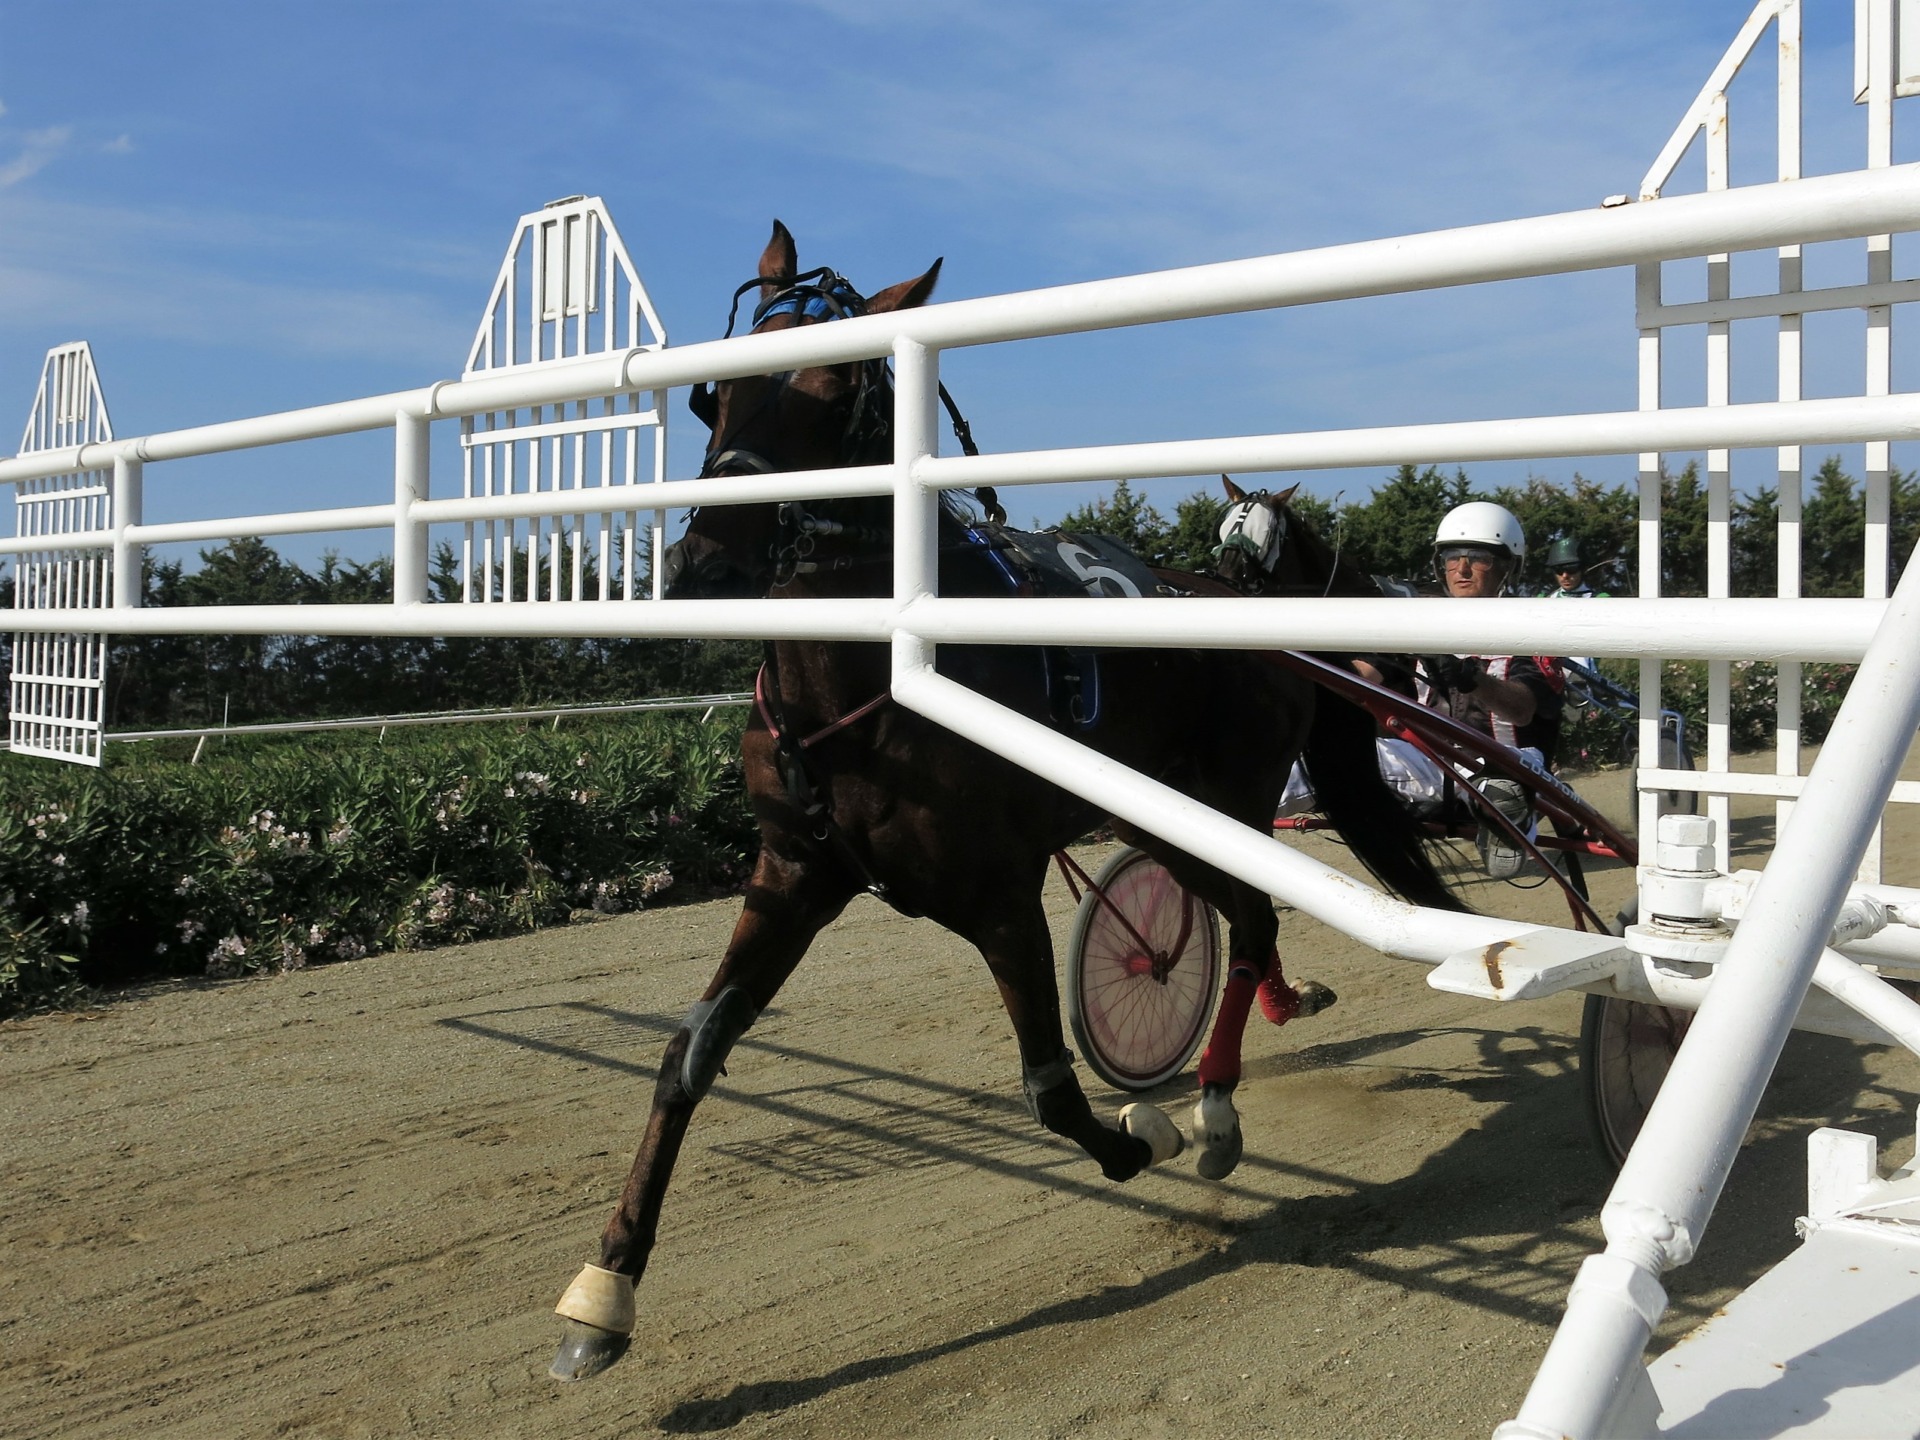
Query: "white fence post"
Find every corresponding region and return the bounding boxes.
[394,410,429,605]
[111,455,142,611]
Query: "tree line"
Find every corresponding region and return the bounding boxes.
[1056,456,1920,598]
[0,540,758,731]
[0,457,1913,731]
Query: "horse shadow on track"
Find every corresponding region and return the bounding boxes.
[438,1000,1914,1434]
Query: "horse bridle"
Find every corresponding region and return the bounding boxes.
[1214,492,1346,598]
[693,266,1001,519]
[694,268,893,481]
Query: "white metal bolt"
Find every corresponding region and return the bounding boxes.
[1655,813,1718,873]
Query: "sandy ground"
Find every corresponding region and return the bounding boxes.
[3,765,1916,1440]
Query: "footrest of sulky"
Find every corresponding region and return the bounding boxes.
[1427,928,1630,1002]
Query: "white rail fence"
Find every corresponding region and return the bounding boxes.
[6,6,1920,1435]
[105,692,751,755]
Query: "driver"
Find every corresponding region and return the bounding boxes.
[1357,502,1563,878]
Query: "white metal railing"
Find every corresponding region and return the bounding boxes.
[6,40,1920,1435]
[103,691,751,746]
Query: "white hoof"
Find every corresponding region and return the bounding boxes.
[554,1262,635,1336]
[1119,1102,1185,1166]
[1191,1090,1243,1181]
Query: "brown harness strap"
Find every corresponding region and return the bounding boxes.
[753,663,891,750]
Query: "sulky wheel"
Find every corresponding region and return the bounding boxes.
[1067,847,1221,1092]
[1579,993,1693,1170]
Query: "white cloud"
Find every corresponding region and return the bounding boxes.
[101,134,134,155]
[0,125,72,188]
[0,193,481,367]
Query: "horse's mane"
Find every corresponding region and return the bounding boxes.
[1280,499,1379,598]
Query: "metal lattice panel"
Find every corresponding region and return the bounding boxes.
[460,196,668,604]
[10,342,112,766]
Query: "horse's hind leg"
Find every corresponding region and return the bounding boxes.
[966,895,1182,1181]
[549,848,854,1382]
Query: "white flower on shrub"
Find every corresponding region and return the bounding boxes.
[638,869,674,900]
[333,936,367,961]
[65,901,89,932]
[326,819,353,847]
[278,938,307,973]
[206,934,248,978]
[515,771,552,795]
[178,918,206,942]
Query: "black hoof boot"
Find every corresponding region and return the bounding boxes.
[549,1319,631,1381]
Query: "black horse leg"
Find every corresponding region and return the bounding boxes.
[549,849,853,1381]
[968,898,1180,1181]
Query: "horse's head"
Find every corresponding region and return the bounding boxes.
[1212,477,1301,594]
[662,220,941,600]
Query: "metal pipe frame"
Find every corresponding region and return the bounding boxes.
[0,593,1889,661]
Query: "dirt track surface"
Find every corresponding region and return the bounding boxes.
[4,766,1917,1439]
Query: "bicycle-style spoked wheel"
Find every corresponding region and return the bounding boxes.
[1067,848,1222,1091]
[1579,993,1692,1169]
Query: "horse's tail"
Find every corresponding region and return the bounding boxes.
[1302,684,1469,913]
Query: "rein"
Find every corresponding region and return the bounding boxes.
[753,661,890,750]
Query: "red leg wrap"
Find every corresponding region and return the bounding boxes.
[1196,964,1262,1088]
[1258,953,1300,1026]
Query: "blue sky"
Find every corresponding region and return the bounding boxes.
[0,0,1910,568]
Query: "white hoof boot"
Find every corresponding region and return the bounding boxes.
[555,1262,636,1335]
[1119,1102,1185,1166]
[1192,1089,1243,1181]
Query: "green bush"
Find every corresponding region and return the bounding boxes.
[1558,659,1854,769]
[0,714,756,1013]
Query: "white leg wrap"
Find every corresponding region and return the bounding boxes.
[1192,1090,1238,1145]
[554,1263,636,1335]
[1119,1102,1185,1165]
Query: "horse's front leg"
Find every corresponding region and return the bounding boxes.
[971,900,1183,1181]
[549,848,853,1381]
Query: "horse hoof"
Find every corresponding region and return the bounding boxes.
[1295,980,1337,1018]
[1119,1102,1184,1165]
[549,1319,631,1381]
[1191,1089,1243,1181]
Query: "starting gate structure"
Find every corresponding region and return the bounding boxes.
[6,3,1920,1435]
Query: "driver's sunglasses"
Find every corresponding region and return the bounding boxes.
[1437,546,1500,571]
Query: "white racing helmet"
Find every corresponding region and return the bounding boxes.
[1434,501,1525,569]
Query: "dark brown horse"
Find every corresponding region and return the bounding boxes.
[548,222,1461,1381]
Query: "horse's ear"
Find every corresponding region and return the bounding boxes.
[759,220,797,300]
[1271,482,1299,506]
[688,383,718,429]
[867,257,942,314]
[1221,474,1247,503]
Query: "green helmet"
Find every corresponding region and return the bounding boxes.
[1545,536,1583,571]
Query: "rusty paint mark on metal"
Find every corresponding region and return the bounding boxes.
[1483,940,1512,991]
